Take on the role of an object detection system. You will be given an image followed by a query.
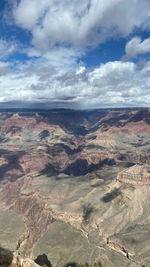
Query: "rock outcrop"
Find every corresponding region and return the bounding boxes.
[117,164,150,186]
[0,248,39,267]
[103,236,129,258]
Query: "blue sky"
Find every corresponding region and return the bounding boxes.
[1,0,150,109]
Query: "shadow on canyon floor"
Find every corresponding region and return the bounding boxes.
[101,188,122,203]
[0,151,26,182]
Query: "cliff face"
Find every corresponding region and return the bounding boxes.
[0,108,150,266]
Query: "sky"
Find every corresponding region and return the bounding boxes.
[1,0,150,109]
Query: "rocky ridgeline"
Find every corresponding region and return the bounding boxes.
[117,164,150,186]
[0,248,39,267]
[103,236,129,258]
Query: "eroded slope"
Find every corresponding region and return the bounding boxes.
[0,108,150,266]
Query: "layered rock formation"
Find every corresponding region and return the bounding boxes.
[117,164,150,186]
[0,108,150,266]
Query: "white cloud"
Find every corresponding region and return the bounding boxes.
[146,78,150,88]
[0,61,10,69]
[0,39,16,60]
[13,0,50,30]
[27,46,84,70]
[0,61,12,76]
[12,0,150,61]
[123,37,150,60]
[0,59,150,108]
[2,1,150,108]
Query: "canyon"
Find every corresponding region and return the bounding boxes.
[0,108,150,266]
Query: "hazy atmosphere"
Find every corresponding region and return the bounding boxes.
[1,0,150,108]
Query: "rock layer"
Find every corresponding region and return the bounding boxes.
[0,108,150,266]
[117,164,150,186]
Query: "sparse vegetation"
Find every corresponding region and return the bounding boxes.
[65,261,103,267]
[76,261,103,267]
[82,203,94,222]
[34,253,52,267]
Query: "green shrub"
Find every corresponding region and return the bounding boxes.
[76,261,103,267]
[94,262,103,267]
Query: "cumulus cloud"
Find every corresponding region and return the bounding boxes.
[123,37,150,60]
[25,46,84,70]
[1,0,150,108]
[11,0,150,60]
[0,59,150,108]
